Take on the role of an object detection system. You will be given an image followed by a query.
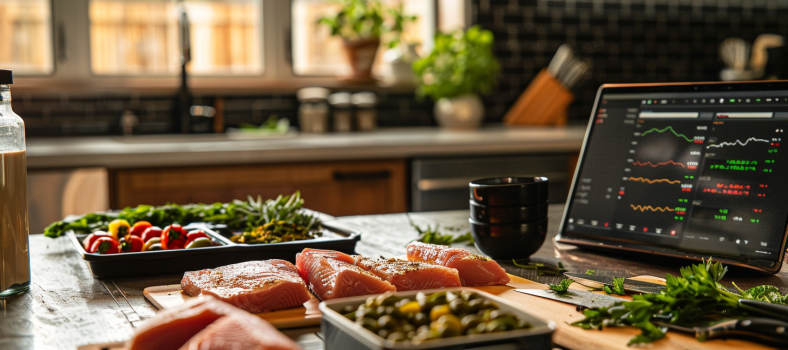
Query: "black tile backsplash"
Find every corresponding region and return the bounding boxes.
[473,0,788,123]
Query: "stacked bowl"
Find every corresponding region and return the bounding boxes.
[469,177,549,259]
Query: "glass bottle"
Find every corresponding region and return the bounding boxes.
[0,69,30,298]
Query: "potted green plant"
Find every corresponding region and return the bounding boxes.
[318,0,385,82]
[412,26,500,128]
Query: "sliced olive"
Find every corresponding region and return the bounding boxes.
[387,332,407,342]
[486,316,517,333]
[461,290,480,301]
[400,323,415,333]
[449,298,469,315]
[461,314,482,331]
[378,315,398,330]
[468,298,485,313]
[377,329,391,339]
[360,317,379,331]
[413,312,430,327]
[377,293,400,306]
[343,312,356,321]
[446,291,460,302]
[436,314,462,335]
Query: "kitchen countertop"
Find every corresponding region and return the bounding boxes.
[25,126,586,169]
[6,205,786,349]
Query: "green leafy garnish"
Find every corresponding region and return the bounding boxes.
[409,216,474,246]
[585,270,596,275]
[572,258,788,346]
[603,277,626,295]
[44,192,320,239]
[548,279,573,293]
[512,260,567,276]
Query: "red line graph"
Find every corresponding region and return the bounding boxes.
[632,160,686,168]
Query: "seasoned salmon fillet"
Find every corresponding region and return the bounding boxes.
[354,256,461,291]
[296,249,395,300]
[181,260,311,313]
[406,242,510,286]
[129,296,300,350]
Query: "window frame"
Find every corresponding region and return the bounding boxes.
[14,0,462,95]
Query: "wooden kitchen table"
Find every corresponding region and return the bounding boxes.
[4,205,788,349]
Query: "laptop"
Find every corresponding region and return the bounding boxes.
[557,81,788,273]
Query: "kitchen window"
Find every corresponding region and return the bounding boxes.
[0,0,54,75]
[89,0,263,76]
[291,0,436,76]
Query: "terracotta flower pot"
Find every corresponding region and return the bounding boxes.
[341,37,381,82]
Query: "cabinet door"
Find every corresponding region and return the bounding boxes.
[109,160,407,216]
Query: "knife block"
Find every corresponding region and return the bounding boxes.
[504,68,574,126]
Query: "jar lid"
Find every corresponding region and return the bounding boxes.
[0,69,12,84]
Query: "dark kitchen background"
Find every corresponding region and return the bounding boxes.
[10,0,788,137]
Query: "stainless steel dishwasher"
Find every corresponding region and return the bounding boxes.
[411,154,572,212]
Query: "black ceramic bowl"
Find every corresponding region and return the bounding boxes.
[470,218,547,259]
[470,200,548,224]
[470,177,549,206]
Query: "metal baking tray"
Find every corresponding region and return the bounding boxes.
[67,220,360,279]
[320,288,556,350]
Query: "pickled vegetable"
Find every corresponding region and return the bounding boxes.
[343,291,532,343]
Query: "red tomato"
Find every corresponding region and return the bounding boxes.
[83,231,111,251]
[161,224,187,250]
[185,230,209,246]
[90,237,119,254]
[140,226,163,243]
[120,235,144,252]
[129,221,153,237]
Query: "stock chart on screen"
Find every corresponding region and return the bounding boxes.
[564,92,788,260]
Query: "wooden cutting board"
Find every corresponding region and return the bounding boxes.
[145,275,773,349]
[143,285,322,329]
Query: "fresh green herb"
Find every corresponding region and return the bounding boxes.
[511,259,567,276]
[585,270,596,275]
[572,258,788,346]
[548,279,573,293]
[44,192,320,239]
[412,26,500,101]
[318,0,385,40]
[409,216,474,246]
[603,277,626,295]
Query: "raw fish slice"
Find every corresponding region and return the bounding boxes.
[354,256,461,291]
[295,248,355,280]
[128,297,241,350]
[406,241,510,286]
[181,260,311,313]
[178,311,301,350]
[297,250,395,300]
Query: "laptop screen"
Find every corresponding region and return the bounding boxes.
[560,82,788,270]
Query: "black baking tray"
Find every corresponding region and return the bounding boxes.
[67,220,360,279]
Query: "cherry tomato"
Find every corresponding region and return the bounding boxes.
[129,221,152,237]
[90,237,119,254]
[140,226,163,243]
[161,224,187,250]
[120,235,144,253]
[185,230,210,246]
[83,231,111,251]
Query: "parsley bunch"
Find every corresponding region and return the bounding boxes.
[572,259,788,345]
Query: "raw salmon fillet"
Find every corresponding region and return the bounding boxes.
[296,249,395,300]
[181,260,311,313]
[178,307,301,350]
[406,242,510,286]
[354,256,461,291]
[129,296,300,350]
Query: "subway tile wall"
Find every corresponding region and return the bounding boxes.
[473,0,788,123]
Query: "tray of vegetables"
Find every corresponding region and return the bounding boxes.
[52,192,360,279]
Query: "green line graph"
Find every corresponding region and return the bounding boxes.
[640,126,694,142]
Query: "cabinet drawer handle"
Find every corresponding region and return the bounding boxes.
[333,170,391,181]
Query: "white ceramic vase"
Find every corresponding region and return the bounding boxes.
[434,94,484,129]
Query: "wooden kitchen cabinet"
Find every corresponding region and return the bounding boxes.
[109,160,408,216]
